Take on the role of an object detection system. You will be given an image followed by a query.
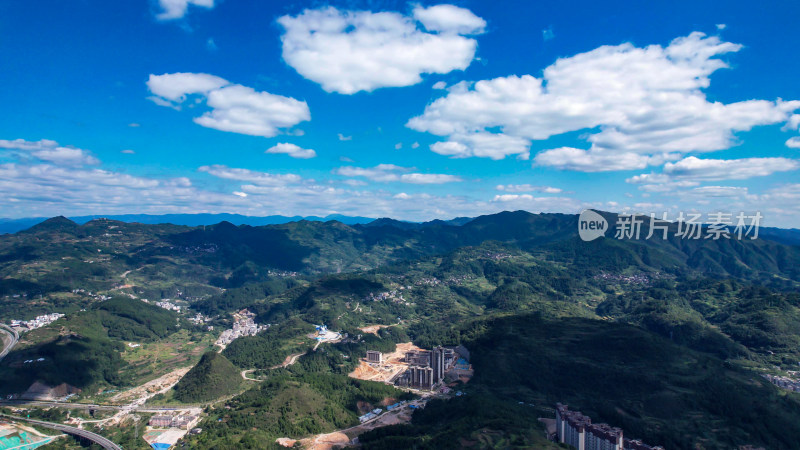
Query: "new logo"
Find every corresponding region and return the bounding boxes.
[578,209,607,241]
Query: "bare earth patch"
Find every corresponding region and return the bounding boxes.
[110,366,190,404]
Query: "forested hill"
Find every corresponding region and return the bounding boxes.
[1,211,799,314]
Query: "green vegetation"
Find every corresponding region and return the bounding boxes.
[0,297,183,395]
[182,371,410,449]
[173,352,242,402]
[365,313,800,449]
[358,392,559,449]
[222,317,314,369]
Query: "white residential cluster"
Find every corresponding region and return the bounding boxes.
[188,313,210,325]
[763,374,800,392]
[70,289,110,300]
[154,300,181,311]
[364,290,406,303]
[267,269,299,277]
[215,315,267,346]
[9,313,64,330]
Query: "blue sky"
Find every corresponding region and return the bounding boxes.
[1,0,799,225]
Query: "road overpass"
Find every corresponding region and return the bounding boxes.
[0,413,121,450]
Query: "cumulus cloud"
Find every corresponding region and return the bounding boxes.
[199,165,302,185]
[432,81,448,90]
[277,5,485,94]
[155,0,214,21]
[338,133,352,141]
[496,184,562,193]
[335,164,462,184]
[408,32,800,166]
[265,143,316,159]
[0,139,100,166]
[121,149,135,154]
[412,4,486,34]
[147,73,310,137]
[786,137,800,148]
[430,132,530,160]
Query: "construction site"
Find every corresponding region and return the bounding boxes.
[348,342,473,390]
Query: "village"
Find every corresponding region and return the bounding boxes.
[214,309,268,348]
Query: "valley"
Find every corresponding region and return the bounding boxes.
[0,211,799,448]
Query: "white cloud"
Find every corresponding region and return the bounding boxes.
[338,133,352,141]
[0,139,100,166]
[662,156,800,180]
[147,73,228,102]
[534,147,665,172]
[716,24,727,30]
[786,137,800,148]
[265,143,316,159]
[335,164,461,184]
[430,132,530,160]
[412,4,486,34]
[399,173,462,184]
[128,123,141,128]
[121,149,135,155]
[432,81,448,90]
[199,165,302,185]
[626,156,799,193]
[147,73,310,137]
[689,186,749,197]
[496,184,562,193]
[277,5,484,94]
[411,142,420,149]
[156,0,214,21]
[626,173,700,192]
[408,32,800,167]
[395,143,403,150]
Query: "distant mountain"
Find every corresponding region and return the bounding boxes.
[0,213,377,234]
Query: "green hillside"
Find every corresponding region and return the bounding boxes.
[182,372,410,449]
[363,313,800,449]
[173,352,242,402]
[0,297,183,395]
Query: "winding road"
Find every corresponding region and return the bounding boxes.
[0,414,121,450]
[0,323,19,362]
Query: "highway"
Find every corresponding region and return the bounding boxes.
[0,413,121,450]
[0,323,19,362]
[0,399,122,411]
[0,399,202,413]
